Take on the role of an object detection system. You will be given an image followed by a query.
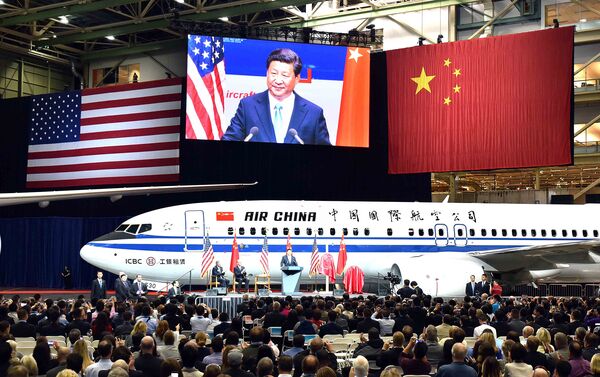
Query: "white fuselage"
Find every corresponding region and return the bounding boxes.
[79,200,600,297]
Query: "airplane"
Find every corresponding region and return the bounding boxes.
[79,200,600,297]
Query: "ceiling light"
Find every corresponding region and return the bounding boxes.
[59,15,69,24]
[175,0,185,3]
[219,17,229,22]
[580,18,587,23]
[106,35,115,40]
[0,1,5,5]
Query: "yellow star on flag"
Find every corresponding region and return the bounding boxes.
[411,67,435,94]
[443,58,451,67]
[453,85,461,93]
[453,68,461,77]
[443,97,452,105]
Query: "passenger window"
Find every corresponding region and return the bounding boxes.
[481,229,487,237]
[458,228,464,237]
[521,229,527,237]
[250,227,256,235]
[512,229,517,237]
[239,227,245,235]
[272,228,279,235]
[428,228,434,237]
[409,228,415,236]
[562,229,567,237]
[364,228,370,236]
[531,229,536,237]
[418,229,424,236]
[343,228,348,236]
[261,227,267,236]
[552,229,557,237]
[572,230,577,237]
[139,224,152,233]
[387,228,393,236]
[469,229,475,237]
[126,224,139,234]
[594,230,599,238]
[438,228,445,237]
[491,229,497,237]
[353,228,359,236]
[330,228,336,236]
[294,228,300,236]
[541,229,547,237]
[227,227,234,236]
[501,229,507,237]
[283,228,289,235]
[583,230,588,237]
[306,228,313,236]
[318,228,324,236]
[116,224,128,232]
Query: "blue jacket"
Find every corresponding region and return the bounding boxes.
[222,91,330,145]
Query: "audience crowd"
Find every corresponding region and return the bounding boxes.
[0,287,600,377]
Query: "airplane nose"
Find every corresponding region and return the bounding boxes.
[80,244,94,264]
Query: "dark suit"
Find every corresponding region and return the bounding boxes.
[234,265,249,291]
[280,255,298,267]
[65,319,91,337]
[465,281,477,296]
[167,287,182,300]
[263,311,286,329]
[222,90,331,145]
[134,353,162,377]
[318,322,344,338]
[11,321,36,339]
[129,281,148,299]
[475,281,490,296]
[211,265,229,287]
[99,369,144,377]
[91,279,107,300]
[357,318,380,333]
[115,278,131,302]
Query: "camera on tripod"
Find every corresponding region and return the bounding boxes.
[383,272,401,285]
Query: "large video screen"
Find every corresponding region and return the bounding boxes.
[185,35,370,147]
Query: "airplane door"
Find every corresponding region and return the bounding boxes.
[184,210,205,251]
[454,224,468,246]
[434,224,448,247]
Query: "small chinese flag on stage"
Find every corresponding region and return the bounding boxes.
[216,212,234,221]
[286,233,292,251]
[336,234,347,276]
[387,27,574,174]
[229,231,239,273]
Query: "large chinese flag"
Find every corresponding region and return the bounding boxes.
[387,27,574,174]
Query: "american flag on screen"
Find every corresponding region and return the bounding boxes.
[186,35,225,140]
[26,78,182,188]
[260,235,269,275]
[309,236,321,277]
[201,235,215,278]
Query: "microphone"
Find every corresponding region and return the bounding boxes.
[244,127,259,142]
[288,128,304,145]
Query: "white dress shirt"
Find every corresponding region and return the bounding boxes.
[269,92,295,143]
[84,358,113,377]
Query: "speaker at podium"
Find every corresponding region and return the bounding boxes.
[281,266,303,295]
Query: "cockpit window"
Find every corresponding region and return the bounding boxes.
[138,224,152,233]
[125,224,140,234]
[116,224,128,232]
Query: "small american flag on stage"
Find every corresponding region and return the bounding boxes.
[260,235,269,275]
[186,35,225,140]
[309,236,321,277]
[201,235,215,278]
[26,78,182,188]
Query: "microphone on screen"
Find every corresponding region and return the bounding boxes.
[244,127,259,142]
[288,128,304,145]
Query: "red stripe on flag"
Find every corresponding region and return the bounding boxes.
[80,125,180,141]
[27,158,179,174]
[81,93,181,111]
[201,72,223,138]
[185,114,198,140]
[25,174,179,188]
[28,142,179,159]
[83,78,182,96]
[187,76,215,140]
[80,109,181,126]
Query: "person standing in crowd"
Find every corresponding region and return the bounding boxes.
[466,275,477,296]
[436,343,477,377]
[91,271,107,301]
[398,279,415,299]
[411,281,423,297]
[476,274,491,296]
[168,281,182,300]
[115,273,130,302]
[129,274,148,299]
[61,266,72,290]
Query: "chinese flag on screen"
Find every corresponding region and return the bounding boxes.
[387,27,574,174]
[337,47,370,147]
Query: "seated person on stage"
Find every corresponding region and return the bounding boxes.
[234,260,249,292]
[280,249,298,268]
[212,261,230,287]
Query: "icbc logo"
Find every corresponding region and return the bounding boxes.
[146,257,156,266]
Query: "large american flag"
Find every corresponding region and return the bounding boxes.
[201,235,215,278]
[26,79,182,188]
[186,35,225,140]
[309,236,321,277]
[260,235,269,275]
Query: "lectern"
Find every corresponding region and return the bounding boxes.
[281,266,303,295]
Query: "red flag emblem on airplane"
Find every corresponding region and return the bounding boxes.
[216,212,234,221]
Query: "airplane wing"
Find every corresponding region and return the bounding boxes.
[469,240,600,272]
[0,182,258,207]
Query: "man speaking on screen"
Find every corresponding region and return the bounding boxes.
[222,48,331,145]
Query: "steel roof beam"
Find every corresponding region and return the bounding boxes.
[35,0,318,46]
[81,38,185,60]
[0,0,144,28]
